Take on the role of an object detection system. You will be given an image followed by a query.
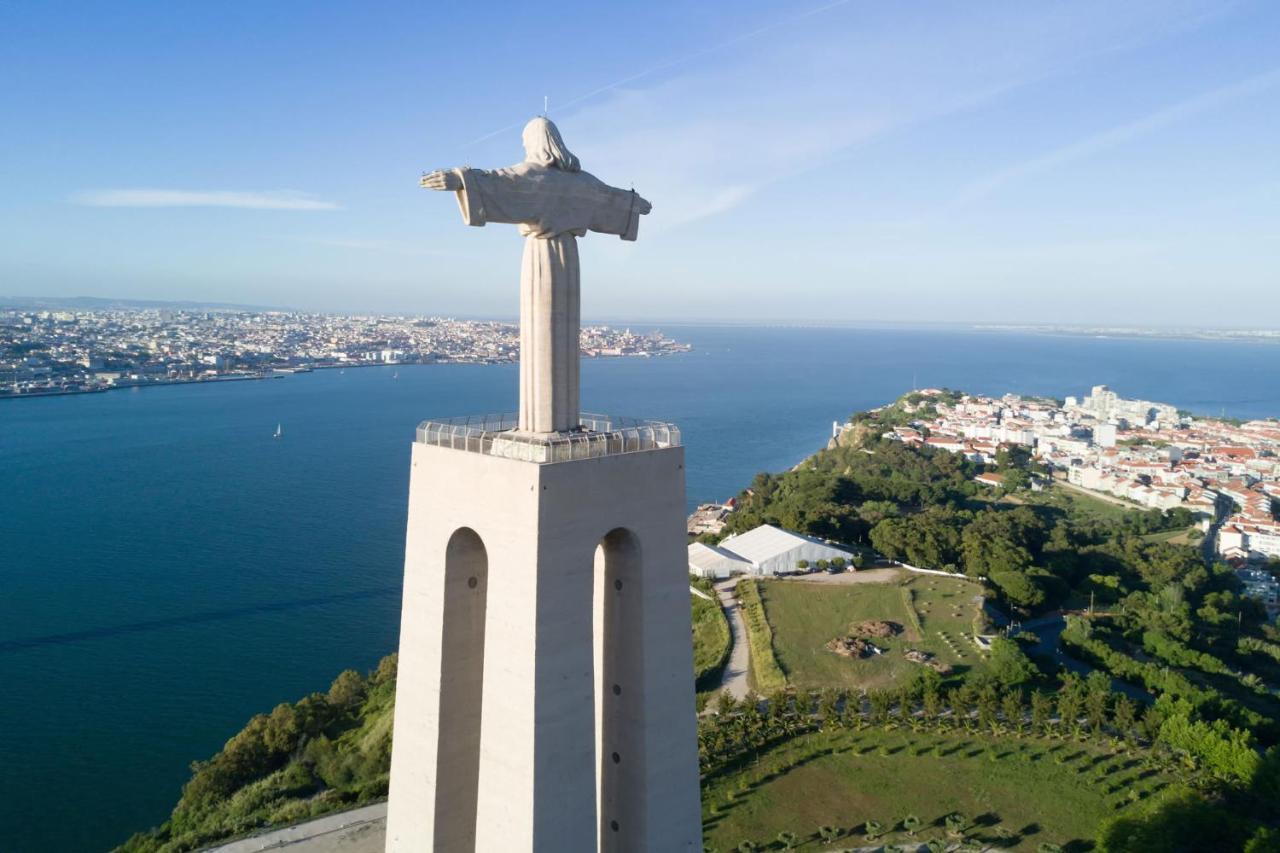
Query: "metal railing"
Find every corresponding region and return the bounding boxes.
[416,412,681,463]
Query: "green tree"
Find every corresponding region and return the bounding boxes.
[1058,676,1084,731]
[326,669,366,711]
[817,825,842,843]
[262,703,302,754]
[990,570,1047,610]
[1001,690,1025,733]
[1112,694,1137,741]
[858,500,900,526]
[1084,672,1112,732]
[1157,699,1260,785]
[1030,691,1052,733]
[989,637,1038,686]
[1096,789,1247,852]
[1002,467,1032,491]
[945,812,969,838]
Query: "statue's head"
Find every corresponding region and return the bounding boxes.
[522,117,580,173]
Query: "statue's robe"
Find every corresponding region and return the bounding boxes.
[449,163,644,433]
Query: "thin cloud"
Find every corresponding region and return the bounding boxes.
[73,189,341,210]
[464,0,856,147]
[533,3,1237,232]
[951,66,1280,208]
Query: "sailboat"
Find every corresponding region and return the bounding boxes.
[273,423,282,439]
[392,370,399,380]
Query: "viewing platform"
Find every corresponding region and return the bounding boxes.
[416,412,681,464]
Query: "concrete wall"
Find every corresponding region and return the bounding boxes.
[387,441,701,852]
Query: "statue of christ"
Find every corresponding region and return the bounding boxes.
[421,117,652,434]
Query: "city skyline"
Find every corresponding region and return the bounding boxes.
[3,1,1279,324]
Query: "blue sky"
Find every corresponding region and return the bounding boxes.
[1,1,1277,325]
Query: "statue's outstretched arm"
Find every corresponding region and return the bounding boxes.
[420,169,462,191]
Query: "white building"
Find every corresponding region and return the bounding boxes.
[1219,519,1280,561]
[715,524,853,576]
[1094,423,1118,448]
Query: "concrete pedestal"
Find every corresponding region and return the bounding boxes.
[386,431,701,852]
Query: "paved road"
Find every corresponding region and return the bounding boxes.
[784,567,904,586]
[203,803,386,852]
[713,579,751,701]
[1019,613,1151,703]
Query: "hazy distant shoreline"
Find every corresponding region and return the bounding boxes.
[972,324,1280,345]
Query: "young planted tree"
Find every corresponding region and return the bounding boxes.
[1030,691,1052,734]
[1057,679,1084,733]
[1113,694,1137,742]
[869,690,892,724]
[896,687,914,724]
[817,825,842,843]
[818,689,840,727]
[1001,690,1025,735]
[922,688,943,725]
[902,814,923,836]
[945,812,969,839]
[976,684,1000,731]
[1084,671,1111,732]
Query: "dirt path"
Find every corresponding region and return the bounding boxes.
[713,579,751,701]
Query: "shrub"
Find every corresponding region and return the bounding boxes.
[735,579,787,694]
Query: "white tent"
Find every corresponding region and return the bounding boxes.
[716,524,852,576]
[687,541,750,579]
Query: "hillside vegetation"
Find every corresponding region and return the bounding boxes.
[711,391,1280,849]
[119,588,727,852]
[117,656,397,852]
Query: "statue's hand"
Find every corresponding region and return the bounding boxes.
[634,194,653,215]
[420,170,462,191]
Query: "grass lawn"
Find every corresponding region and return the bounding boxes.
[759,575,986,691]
[1030,484,1137,521]
[1141,526,1202,546]
[702,728,1177,851]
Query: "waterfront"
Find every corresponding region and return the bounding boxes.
[3,325,1280,852]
